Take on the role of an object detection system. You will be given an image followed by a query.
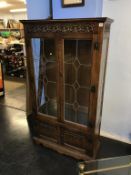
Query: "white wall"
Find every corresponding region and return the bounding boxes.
[101,0,131,143]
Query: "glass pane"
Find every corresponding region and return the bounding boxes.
[32,38,57,117]
[64,40,92,126]
[78,155,131,175]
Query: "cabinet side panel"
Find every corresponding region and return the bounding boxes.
[89,23,112,158]
[24,26,38,115]
[95,24,111,137]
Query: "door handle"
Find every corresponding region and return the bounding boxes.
[90,85,96,93]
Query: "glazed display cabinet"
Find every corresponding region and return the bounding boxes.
[21,18,113,160]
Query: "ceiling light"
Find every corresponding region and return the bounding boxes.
[0,1,11,8]
[10,8,27,13]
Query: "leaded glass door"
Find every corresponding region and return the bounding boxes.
[31,37,94,127]
[31,38,59,119]
[63,39,93,126]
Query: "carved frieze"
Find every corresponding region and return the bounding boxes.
[25,23,98,34]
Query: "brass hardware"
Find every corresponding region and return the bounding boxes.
[81,162,131,175]
[94,42,99,50]
[90,85,96,93]
[79,163,85,175]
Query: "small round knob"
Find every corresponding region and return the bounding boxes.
[79,163,85,171]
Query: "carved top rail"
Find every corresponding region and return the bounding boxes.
[21,18,113,35]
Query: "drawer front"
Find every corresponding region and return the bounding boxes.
[32,119,93,153]
[63,129,92,151]
[34,121,58,142]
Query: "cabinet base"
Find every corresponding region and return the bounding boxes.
[33,137,92,160]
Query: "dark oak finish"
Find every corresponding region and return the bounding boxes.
[21,18,113,160]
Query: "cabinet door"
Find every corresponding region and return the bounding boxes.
[63,39,93,126]
[31,38,59,118]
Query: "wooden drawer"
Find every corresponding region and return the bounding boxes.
[34,121,58,142]
[63,130,92,151]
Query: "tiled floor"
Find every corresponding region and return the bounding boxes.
[0,106,130,175]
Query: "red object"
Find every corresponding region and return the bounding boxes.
[0,79,3,89]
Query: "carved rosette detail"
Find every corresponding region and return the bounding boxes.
[26,23,97,33]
